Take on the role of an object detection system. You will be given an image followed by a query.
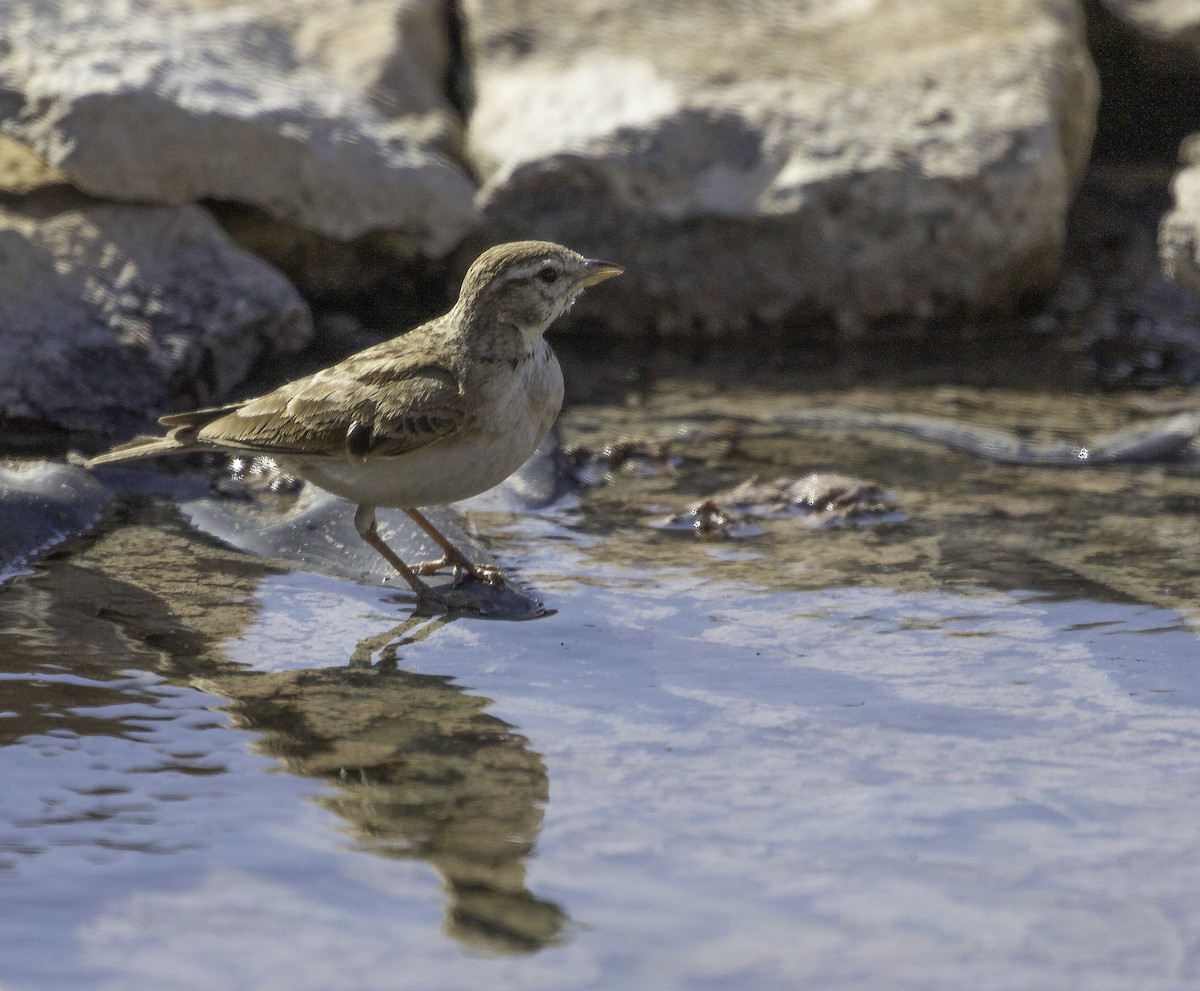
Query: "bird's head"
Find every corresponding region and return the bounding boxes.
[455,240,623,339]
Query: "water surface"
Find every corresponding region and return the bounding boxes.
[3,338,1200,990]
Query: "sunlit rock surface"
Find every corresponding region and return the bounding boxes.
[462,0,1098,334]
[0,0,476,253]
[0,190,311,434]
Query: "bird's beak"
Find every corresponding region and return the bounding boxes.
[578,258,624,287]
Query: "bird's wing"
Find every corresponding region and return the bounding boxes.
[189,352,468,460]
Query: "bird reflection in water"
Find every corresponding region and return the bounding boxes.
[0,516,567,954]
[215,616,568,953]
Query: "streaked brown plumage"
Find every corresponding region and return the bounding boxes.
[86,240,623,605]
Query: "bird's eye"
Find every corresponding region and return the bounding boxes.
[536,266,559,284]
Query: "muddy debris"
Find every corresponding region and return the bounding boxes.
[651,498,767,539]
[655,472,907,539]
[565,436,685,485]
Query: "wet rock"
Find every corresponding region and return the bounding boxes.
[0,190,311,435]
[652,499,765,540]
[657,473,906,537]
[461,0,1097,334]
[721,473,906,527]
[565,436,683,485]
[0,460,111,577]
[180,482,546,618]
[78,434,565,617]
[0,0,476,254]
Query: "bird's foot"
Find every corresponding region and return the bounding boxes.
[413,555,505,587]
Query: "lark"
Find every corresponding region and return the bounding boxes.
[85,240,623,605]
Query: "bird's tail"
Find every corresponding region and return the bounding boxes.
[80,435,193,468]
[75,401,244,469]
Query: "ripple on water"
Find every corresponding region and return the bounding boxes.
[6,349,1200,988]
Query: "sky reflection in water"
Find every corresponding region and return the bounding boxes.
[2,532,1200,991]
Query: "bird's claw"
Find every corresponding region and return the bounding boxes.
[413,556,505,587]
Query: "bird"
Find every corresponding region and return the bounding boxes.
[84,240,623,606]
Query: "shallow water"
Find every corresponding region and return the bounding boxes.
[4,338,1200,990]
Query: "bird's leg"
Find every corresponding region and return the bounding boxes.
[354,503,437,601]
[404,507,504,586]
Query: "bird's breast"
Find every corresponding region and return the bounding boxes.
[288,344,564,509]
[473,341,564,438]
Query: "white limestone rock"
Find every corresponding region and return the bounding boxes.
[0,0,476,254]
[0,191,312,434]
[461,0,1099,334]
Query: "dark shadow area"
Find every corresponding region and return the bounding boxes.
[1084,0,1200,163]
